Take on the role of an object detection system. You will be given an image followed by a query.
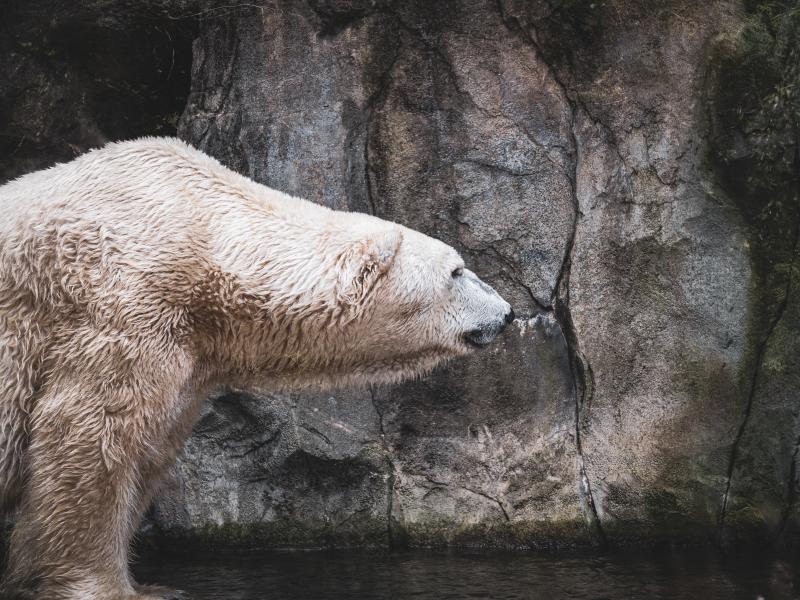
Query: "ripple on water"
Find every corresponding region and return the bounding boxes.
[130,546,800,600]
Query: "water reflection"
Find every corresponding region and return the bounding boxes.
[127,546,799,600]
[757,560,797,600]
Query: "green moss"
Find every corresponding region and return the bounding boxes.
[148,516,599,551]
[703,1,800,541]
[157,517,390,550]
[722,505,773,542]
[706,1,800,283]
[394,517,594,550]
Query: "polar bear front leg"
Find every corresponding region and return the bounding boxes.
[2,380,188,600]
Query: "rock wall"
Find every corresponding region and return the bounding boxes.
[2,0,799,549]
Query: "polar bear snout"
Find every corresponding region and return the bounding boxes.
[457,271,514,349]
[462,308,514,348]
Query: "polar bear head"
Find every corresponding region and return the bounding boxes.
[209,200,513,390]
[282,218,514,387]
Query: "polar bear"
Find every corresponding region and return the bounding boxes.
[0,137,513,599]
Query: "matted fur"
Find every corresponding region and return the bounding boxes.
[0,138,511,599]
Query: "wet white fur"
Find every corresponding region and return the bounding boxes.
[0,137,510,599]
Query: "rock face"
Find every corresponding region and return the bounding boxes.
[0,0,195,183]
[2,0,799,548]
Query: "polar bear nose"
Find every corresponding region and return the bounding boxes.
[504,308,515,324]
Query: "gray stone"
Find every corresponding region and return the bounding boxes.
[0,0,196,184]
[2,0,799,549]
[152,389,391,547]
[375,315,590,548]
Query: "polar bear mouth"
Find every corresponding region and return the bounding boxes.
[462,327,499,348]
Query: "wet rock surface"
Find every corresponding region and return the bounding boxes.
[2,0,799,548]
[0,0,196,184]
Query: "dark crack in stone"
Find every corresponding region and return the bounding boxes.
[2,0,799,550]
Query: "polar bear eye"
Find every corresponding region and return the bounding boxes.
[451,267,464,278]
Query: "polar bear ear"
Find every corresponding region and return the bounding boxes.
[335,228,403,313]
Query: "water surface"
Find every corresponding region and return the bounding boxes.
[132,546,798,599]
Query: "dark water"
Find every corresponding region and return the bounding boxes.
[132,546,800,600]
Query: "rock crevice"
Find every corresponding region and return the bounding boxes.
[3,0,800,550]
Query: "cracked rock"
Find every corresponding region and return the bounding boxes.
[2,0,799,549]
